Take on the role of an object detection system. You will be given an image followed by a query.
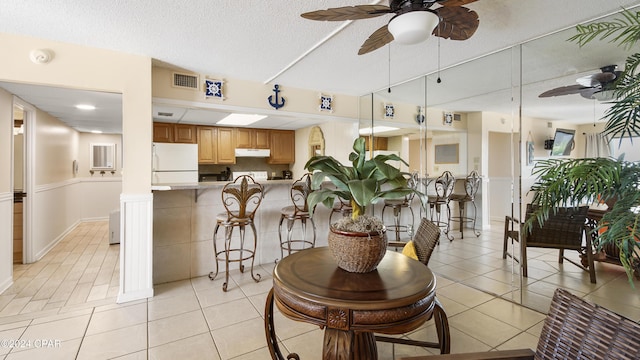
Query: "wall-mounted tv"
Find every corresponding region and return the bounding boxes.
[550,128,576,156]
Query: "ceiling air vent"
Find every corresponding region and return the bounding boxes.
[157,112,174,117]
[172,72,199,90]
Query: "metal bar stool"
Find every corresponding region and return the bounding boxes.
[279,173,316,259]
[329,197,352,224]
[381,172,418,244]
[427,171,455,241]
[209,175,263,292]
[448,170,481,239]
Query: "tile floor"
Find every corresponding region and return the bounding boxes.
[0,220,638,359]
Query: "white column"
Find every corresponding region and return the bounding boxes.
[117,193,154,303]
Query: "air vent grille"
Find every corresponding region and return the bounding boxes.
[172,72,199,90]
[157,112,174,117]
[453,113,462,121]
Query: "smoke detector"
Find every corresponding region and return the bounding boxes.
[29,49,54,64]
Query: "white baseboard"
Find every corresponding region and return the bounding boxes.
[0,276,13,294]
[34,219,81,261]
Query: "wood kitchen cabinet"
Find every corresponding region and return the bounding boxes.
[236,128,270,149]
[216,127,236,164]
[268,130,295,164]
[198,126,236,164]
[363,136,388,151]
[197,126,217,164]
[153,122,197,143]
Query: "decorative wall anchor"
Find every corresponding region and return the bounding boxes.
[268,84,286,110]
[204,79,224,99]
[415,106,425,124]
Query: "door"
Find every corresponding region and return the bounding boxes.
[12,99,34,264]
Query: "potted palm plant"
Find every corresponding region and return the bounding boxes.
[304,137,425,272]
[528,9,640,282]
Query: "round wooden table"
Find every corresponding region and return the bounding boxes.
[264,247,449,360]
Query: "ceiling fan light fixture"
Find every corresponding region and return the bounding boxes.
[592,90,616,102]
[388,11,439,45]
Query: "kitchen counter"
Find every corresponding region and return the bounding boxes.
[151,179,294,191]
[151,181,333,285]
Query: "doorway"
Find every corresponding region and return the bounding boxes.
[12,98,34,265]
[12,105,24,263]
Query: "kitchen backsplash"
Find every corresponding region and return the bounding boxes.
[198,157,290,180]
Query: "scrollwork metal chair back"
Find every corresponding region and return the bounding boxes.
[221,175,264,222]
[463,170,481,200]
[434,171,455,201]
[290,173,312,214]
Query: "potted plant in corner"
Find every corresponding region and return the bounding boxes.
[528,9,640,282]
[304,137,425,273]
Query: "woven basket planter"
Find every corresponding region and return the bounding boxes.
[327,225,388,273]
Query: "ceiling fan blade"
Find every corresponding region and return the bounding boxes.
[301,5,391,21]
[358,25,394,55]
[539,84,590,98]
[438,0,478,6]
[580,88,599,99]
[576,72,617,87]
[433,6,479,40]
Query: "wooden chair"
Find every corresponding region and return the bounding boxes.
[377,218,451,355]
[398,287,640,360]
[505,204,595,283]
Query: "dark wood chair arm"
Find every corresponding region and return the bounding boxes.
[504,215,521,224]
[398,348,535,360]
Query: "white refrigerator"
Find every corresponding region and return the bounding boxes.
[152,143,198,184]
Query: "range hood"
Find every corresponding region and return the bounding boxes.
[235,148,271,157]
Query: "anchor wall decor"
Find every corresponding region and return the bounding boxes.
[268,84,286,110]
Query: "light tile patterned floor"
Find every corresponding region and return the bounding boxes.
[0,220,638,359]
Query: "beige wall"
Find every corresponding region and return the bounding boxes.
[153,67,359,120]
[35,109,78,185]
[0,89,12,193]
[0,32,152,194]
[78,133,123,177]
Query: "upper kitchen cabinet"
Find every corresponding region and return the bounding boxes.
[363,136,388,151]
[153,122,197,143]
[198,126,236,164]
[236,128,270,149]
[268,130,295,164]
[197,126,217,164]
[216,127,236,164]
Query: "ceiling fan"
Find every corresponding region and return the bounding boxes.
[538,65,621,100]
[301,0,480,55]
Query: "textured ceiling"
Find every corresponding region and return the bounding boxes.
[1,0,640,133]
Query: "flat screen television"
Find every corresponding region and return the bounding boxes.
[550,128,576,156]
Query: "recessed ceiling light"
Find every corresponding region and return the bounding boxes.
[91,130,102,134]
[76,104,96,110]
[217,113,266,126]
[358,126,399,135]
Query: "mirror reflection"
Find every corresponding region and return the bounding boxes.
[358,10,636,312]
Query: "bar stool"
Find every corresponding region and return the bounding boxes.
[329,197,353,224]
[427,171,455,241]
[381,172,418,244]
[279,173,316,259]
[449,170,481,239]
[209,175,263,292]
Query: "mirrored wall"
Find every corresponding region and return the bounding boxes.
[359,9,631,312]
